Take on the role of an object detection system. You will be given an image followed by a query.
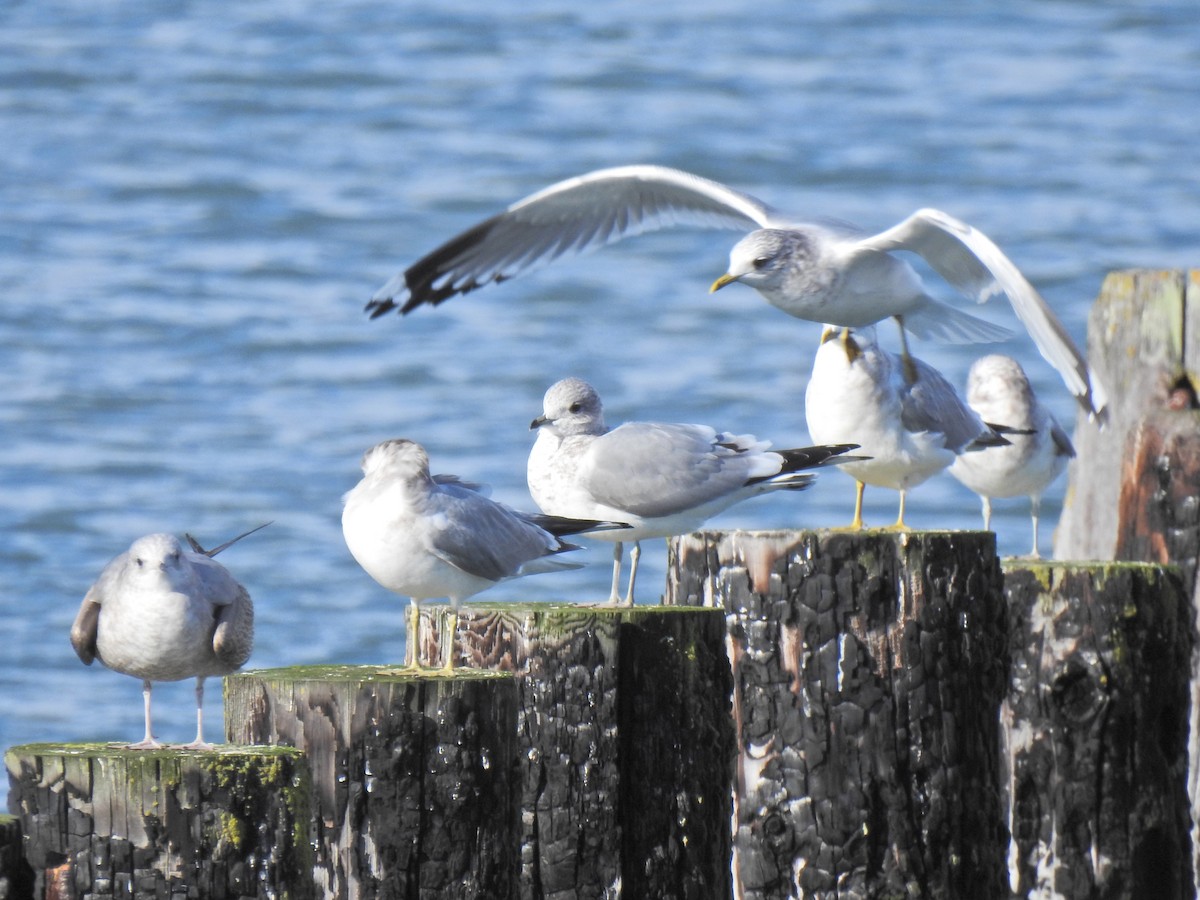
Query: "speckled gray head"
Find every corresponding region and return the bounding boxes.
[530,377,606,437]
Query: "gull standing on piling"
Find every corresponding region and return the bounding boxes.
[528,377,861,605]
[950,354,1075,557]
[70,531,256,749]
[805,328,1012,530]
[341,438,618,671]
[365,164,1106,422]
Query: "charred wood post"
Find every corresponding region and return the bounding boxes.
[1053,268,1200,893]
[224,666,517,900]
[4,744,310,900]
[424,603,734,900]
[667,529,1008,900]
[0,813,33,899]
[1002,561,1193,899]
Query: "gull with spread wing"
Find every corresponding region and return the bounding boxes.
[367,164,1106,422]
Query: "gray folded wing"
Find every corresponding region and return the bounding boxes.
[190,553,255,668]
[69,552,129,665]
[583,422,769,519]
[426,487,571,583]
[900,356,993,453]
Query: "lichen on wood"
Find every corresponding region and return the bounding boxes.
[225,665,518,900]
[4,743,311,899]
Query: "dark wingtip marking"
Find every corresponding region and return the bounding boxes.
[393,214,505,314]
[365,298,398,319]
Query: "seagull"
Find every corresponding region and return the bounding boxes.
[366,164,1106,422]
[949,354,1075,557]
[528,377,861,604]
[70,531,256,749]
[805,327,1013,530]
[341,438,619,671]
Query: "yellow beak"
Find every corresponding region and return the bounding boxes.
[709,272,738,293]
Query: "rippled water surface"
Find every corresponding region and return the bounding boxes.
[2,0,1197,747]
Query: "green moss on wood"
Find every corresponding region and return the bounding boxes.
[233,663,515,683]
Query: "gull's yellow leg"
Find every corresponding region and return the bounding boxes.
[849,480,866,530]
[887,489,912,531]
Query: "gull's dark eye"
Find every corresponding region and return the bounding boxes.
[135,558,144,568]
[753,256,772,270]
[568,402,582,413]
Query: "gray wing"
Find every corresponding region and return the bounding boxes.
[212,583,254,668]
[584,422,764,518]
[367,165,779,317]
[426,487,568,583]
[188,553,255,669]
[70,593,103,665]
[861,209,1108,421]
[432,473,491,496]
[901,356,992,453]
[70,552,129,665]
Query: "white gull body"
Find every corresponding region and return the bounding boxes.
[70,532,254,748]
[949,354,1075,557]
[341,438,608,670]
[528,376,859,603]
[805,328,1009,529]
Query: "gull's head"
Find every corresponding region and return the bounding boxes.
[965,354,1034,407]
[126,533,186,583]
[531,377,606,437]
[359,438,432,483]
[711,229,807,294]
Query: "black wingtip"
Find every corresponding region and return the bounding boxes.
[364,298,398,319]
[777,443,863,473]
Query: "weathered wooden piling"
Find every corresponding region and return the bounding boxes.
[1001,561,1193,899]
[422,603,735,900]
[1056,269,1200,565]
[224,666,517,900]
[4,743,310,900]
[667,529,1009,900]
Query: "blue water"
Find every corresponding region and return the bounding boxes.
[1,1,1197,749]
